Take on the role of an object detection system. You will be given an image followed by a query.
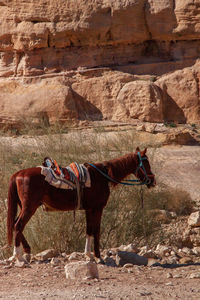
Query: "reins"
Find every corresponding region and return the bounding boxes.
[88,152,150,186]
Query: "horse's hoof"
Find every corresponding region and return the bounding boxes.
[23,253,31,263]
[15,258,31,268]
[96,257,105,265]
[15,260,26,268]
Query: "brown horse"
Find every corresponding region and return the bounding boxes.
[7,147,155,263]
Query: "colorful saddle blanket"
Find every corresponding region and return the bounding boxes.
[41,157,91,190]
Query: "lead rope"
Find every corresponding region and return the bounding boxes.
[73,176,82,222]
[140,186,147,244]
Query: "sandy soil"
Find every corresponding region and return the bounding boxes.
[1,260,200,300]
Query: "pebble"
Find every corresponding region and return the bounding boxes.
[138,291,152,296]
[189,273,200,279]
[0,260,9,265]
[173,274,183,278]
[166,272,173,278]
[123,263,134,268]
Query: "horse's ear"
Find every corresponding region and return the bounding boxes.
[141,148,147,155]
[136,146,140,152]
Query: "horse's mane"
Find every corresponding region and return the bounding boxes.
[104,153,137,186]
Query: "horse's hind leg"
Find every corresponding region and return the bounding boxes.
[13,208,36,262]
[20,234,31,262]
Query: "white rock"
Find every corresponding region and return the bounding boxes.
[136,124,145,131]
[145,123,156,133]
[155,244,170,256]
[181,247,192,255]
[123,244,139,253]
[173,274,182,278]
[0,260,10,266]
[118,245,127,251]
[50,257,61,266]
[192,247,200,256]
[35,249,58,261]
[65,260,99,280]
[188,211,200,227]
[68,252,85,261]
[138,246,148,255]
[169,211,177,219]
[140,250,157,259]
[123,263,134,268]
[189,273,200,279]
[167,273,173,278]
[15,260,27,268]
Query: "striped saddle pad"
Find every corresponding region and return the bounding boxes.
[41,158,91,190]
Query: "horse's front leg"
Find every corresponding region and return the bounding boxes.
[85,209,104,263]
[85,234,93,259]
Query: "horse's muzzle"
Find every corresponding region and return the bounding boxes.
[146,175,156,188]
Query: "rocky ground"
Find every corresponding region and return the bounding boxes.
[1,246,200,300]
[1,213,200,300]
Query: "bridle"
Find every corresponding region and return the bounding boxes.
[134,152,151,185]
[88,152,152,186]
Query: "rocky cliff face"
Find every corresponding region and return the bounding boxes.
[0,0,200,126]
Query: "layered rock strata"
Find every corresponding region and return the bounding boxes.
[0,0,200,125]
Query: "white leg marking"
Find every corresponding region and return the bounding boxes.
[85,235,92,258]
[14,245,23,260]
[8,245,23,262]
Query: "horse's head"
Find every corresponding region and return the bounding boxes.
[134,147,156,188]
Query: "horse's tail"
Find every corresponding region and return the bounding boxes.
[7,174,19,246]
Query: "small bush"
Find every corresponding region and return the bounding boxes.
[144,187,194,216]
[164,122,177,128]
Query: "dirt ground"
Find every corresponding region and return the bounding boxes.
[1,260,200,300]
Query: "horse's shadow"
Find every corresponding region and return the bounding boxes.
[103,251,200,269]
[151,262,200,269]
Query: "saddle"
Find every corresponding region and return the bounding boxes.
[41,157,91,209]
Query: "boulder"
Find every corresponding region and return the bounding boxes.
[72,71,135,121]
[156,63,200,124]
[0,79,78,126]
[113,80,163,122]
[65,260,99,280]
[164,130,198,145]
[116,251,148,267]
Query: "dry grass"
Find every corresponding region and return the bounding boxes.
[0,123,194,258]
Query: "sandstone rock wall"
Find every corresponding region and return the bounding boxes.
[1,0,200,76]
[0,0,200,126]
